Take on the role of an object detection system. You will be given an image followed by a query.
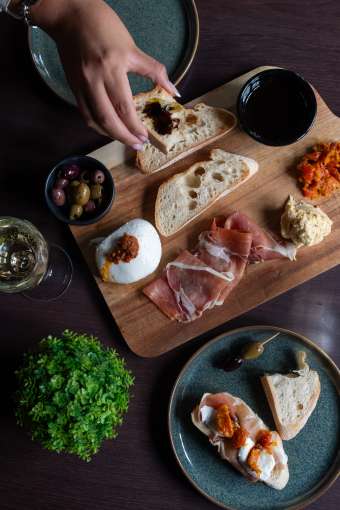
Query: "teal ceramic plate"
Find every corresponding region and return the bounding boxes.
[28,0,199,105]
[169,326,340,510]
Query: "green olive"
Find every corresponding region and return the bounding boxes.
[69,204,83,220]
[242,342,265,360]
[73,182,90,206]
[69,180,80,188]
[90,183,103,200]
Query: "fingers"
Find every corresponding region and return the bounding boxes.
[131,49,181,97]
[76,93,109,137]
[81,79,145,149]
[105,71,148,142]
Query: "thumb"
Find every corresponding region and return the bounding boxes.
[130,49,181,97]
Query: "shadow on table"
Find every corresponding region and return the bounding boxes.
[0,354,20,417]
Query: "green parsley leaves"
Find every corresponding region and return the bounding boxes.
[15,330,134,461]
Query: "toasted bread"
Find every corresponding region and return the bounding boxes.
[133,86,236,171]
[261,351,321,440]
[192,392,289,490]
[155,148,258,237]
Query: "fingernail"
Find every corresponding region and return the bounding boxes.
[138,134,149,143]
[132,143,144,151]
[169,81,181,97]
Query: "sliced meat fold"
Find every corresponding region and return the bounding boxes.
[143,251,232,322]
[225,211,297,262]
[195,224,252,304]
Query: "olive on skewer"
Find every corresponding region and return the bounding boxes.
[221,332,281,372]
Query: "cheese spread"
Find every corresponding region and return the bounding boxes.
[281,195,332,247]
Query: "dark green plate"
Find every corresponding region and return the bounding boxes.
[169,326,340,510]
[28,0,199,105]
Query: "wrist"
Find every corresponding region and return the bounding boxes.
[30,0,85,33]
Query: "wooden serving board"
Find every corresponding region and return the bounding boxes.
[69,66,340,357]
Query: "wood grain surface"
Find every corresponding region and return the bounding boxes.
[70,72,340,356]
[0,1,339,510]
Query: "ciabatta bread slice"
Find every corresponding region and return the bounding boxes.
[133,86,236,169]
[155,149,258,237]
[261,351,320,440]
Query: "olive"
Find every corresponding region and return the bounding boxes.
[55,177,69,189]
[51,188,66,206]
[92,169,105,184]
[80,170,91,184]
[84,200,96,213]
[69,204,83,220]
[220,356,244,372]
[242,342,265,360]
[72,182,90,206]
[90,183,103,200]
[242,333,281,361]
[62,164,80,180]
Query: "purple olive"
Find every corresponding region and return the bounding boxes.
[92,169,105,184]
[220,356,244,372]
[51,188,66,206]
[55,177,69,189]
[84,200,96,213]
[62,164,80,180]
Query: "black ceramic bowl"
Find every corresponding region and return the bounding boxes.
[45,155,115,225]
[237,68,317,146]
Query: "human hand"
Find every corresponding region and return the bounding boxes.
[31,0,180,149]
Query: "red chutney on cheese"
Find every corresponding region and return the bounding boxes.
[297,142,340,199]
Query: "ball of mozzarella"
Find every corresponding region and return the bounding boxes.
[96,219,162,284]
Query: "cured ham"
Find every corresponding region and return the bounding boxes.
[143,210,298,323]
[191,392,289,490]
[144,251,233,322]
[225,212,297,262]
[195,224,252,304]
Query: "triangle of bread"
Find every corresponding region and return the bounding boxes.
[261,351,320,440]
[133,86,236,172]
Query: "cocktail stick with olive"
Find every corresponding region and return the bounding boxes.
[222,332,281,372]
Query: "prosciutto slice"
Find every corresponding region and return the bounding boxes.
[144,211,298,323]
[191,392,289,488]
[143,251,233,322]
[195,224,252,304]
[225,212,297,262]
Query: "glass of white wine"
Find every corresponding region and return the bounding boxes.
[0,217,73,300]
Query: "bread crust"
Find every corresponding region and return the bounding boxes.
[134,87,237,174]
[261,372,321,440]
[154,149,258,237]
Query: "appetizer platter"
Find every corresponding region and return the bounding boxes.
[169,326,340,510]
[69,66,340,357]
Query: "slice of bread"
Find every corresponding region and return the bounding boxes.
[133,86,236,170]
[261,351,321,440]
[155,148,258,237]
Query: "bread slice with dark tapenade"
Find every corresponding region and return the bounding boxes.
[133,86,236,170]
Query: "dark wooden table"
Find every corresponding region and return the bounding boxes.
[0,1,339,509]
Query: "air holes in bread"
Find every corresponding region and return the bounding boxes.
[213,172,224,182]
[195,167,206,177]
[189,190,198,199]
[186,174,201,188]
[189,201,197,211]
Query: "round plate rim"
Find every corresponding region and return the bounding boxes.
[168,325,340,510]
[27,0,200,106]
